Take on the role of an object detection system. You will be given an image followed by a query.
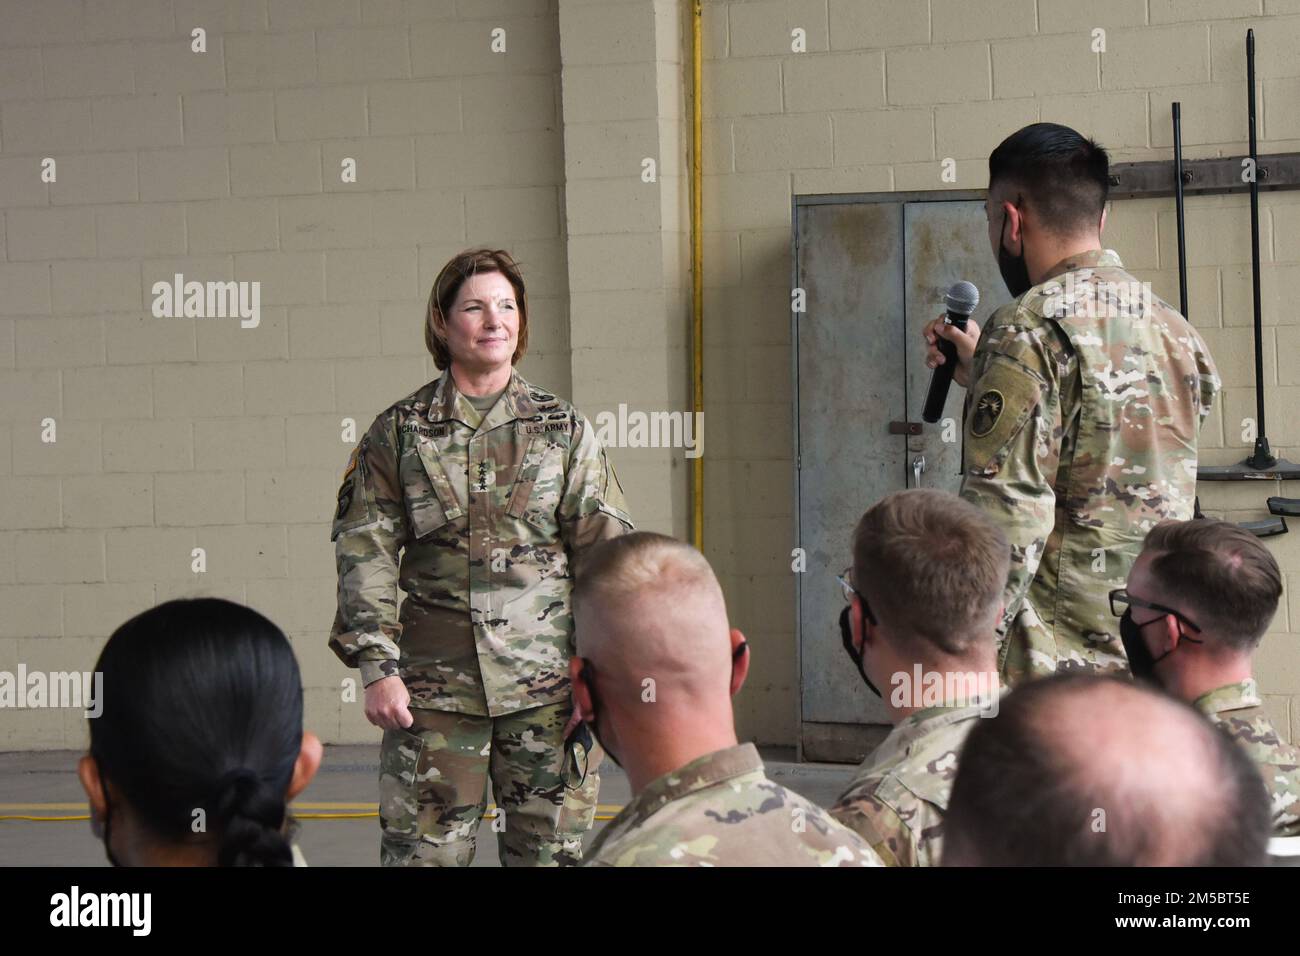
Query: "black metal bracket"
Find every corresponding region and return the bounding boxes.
[1200,461,1300,481]
[1193,496,1288,538]
[1108,151,1300,200]
[1240,516,1288,537]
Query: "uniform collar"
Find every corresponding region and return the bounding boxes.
[891,693,1000,745]
[426,367,541,431]
[606,743,764,834]
[1193,677,1261,716]
[1041,247,1123,283]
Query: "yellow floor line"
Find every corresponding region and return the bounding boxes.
[0,801,625,823]
[2,813,620,823]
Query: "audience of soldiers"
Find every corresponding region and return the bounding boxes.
[82,490,1292,867]
[942,673,1273,866]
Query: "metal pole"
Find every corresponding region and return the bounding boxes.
[690,0,705,548]
[1172,102,1189,319]
[1246,28,1275,469]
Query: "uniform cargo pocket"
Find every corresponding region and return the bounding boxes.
[378,726,425,864]
[404,437,464,540]
[506,434,563,537]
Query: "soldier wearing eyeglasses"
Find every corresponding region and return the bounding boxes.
[1116,518,1298,837]
[831,490,1008,866]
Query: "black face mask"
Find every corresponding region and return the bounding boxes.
[562,718,600,791]
[839,606,881,699]
[561,664,620,791]
[1119,608,1186,684]
[997,209,1032,298]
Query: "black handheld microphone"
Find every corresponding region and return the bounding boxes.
[921,280,980,424]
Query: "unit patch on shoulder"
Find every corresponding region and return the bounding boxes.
[335,483,354,520]
[963,357,1046,477]
[970,389,1005,438]
[331,441,376,540]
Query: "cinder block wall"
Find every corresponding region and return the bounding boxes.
[701,0,1300,745]
[0,0,571,749]
[2,0,1298,753]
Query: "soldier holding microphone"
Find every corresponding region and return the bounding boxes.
[923,124,1219,685]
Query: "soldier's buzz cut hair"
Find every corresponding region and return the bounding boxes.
[988,122,1110,237]
[1142,518,1282,650]
[852,489,1009,658]
[426,248,530,370]
[941,675,1272,867]
[573,531,721,622]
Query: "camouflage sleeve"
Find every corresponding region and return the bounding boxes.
[1195,336,1221,429]
[559,413,634,560]
[328,413,408,688]
[958,347,1061,631]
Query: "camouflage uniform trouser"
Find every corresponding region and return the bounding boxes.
[999,601,1128,687]
[378,700,601,867]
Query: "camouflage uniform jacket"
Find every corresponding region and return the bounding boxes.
[583,743,882,867]
[829,698,989,866]
[960,249,1219,683]
[1195,678,1300,837]
[328,368,634,717]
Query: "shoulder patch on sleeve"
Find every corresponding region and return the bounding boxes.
[970,389,1005,438]
[964,357,1045,476]
[331,441,377,540]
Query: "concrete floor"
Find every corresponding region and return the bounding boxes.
[0,745,859,866]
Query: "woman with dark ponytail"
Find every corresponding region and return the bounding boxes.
[77,598,322,866]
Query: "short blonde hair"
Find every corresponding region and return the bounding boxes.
[573,532,720,621]
[425,248,530,370]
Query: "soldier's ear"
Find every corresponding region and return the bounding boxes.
[1162,613,1184,655]
[286,732,323,802]
[852,596,872,650]
[77,754,107,825]
[728,629,749,697]
[1001,200,1023,246]
[569,656,594,718]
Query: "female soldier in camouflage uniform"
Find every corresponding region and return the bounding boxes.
[329,248,633,866]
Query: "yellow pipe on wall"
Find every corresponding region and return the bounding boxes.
[691,0,704,550]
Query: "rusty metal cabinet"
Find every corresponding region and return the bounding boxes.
[792,192,1011,762]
